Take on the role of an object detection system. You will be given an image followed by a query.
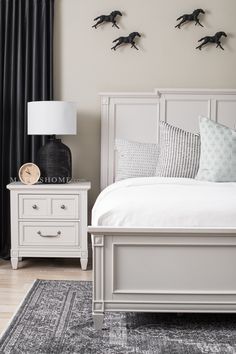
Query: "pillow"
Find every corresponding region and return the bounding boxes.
[155,121,200,178]
[196,116,236,182]
[115,139,159,181]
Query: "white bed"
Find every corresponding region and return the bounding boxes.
[88,89,236,330]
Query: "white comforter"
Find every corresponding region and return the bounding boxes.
[92,177,236,227]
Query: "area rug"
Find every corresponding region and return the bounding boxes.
[0,280,236,354]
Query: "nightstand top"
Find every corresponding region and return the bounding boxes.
[7,181,91,191]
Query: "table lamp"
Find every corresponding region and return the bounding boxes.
[28,101,77,184]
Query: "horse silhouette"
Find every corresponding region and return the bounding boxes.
[175,9,205,29]
[92,11,122,29]
[196,32,227,50]
[111,32,141,51]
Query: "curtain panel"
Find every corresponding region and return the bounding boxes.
[0,0,54,258]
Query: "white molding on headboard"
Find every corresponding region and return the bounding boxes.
[100,89,236,190]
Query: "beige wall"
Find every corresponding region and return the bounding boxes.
[54,0,236,207]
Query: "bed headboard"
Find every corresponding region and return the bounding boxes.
[100,88,236,190]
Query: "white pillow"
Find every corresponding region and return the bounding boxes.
[115,139,159,181]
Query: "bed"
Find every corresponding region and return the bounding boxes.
[88,89,236,329]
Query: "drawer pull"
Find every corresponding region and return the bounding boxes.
[61,205,66,209]
[32,205,38,210]
[37,231,61,237]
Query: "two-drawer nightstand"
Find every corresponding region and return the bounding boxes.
[7,182,91,270]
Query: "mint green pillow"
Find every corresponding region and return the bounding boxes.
[196,117,236,182]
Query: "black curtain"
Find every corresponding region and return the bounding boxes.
[0,0,54,258]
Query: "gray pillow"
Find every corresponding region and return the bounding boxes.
[155,121,200,178]
[196,116,236,182]
[115,139,159,181]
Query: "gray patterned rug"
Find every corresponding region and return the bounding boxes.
[0,280,236,354]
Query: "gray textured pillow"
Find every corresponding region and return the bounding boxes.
[115,139,159,181]
[155,121,200,178]
[196,116,236,182]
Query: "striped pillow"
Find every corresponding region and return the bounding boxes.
[155,121,200,178]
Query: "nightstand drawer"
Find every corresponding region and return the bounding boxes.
[19,194,79,219]
[19,195,50,218]
[51,195,79,219]
[19,221,80,246]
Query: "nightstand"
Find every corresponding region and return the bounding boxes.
[7,182,91,270]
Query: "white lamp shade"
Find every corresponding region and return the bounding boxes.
[27,101,77,135]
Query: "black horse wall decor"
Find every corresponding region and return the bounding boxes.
[92,10,122,29]
[111,32,141,51]
[175,9,205,29]
[196,32,227,50]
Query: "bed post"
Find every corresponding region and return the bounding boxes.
[93,313,105,330]
[92,234,105,329]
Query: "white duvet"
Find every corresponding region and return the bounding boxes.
[92,177,236,227]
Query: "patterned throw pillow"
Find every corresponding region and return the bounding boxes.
[115,139,159,181]
[196,117,236,182]
[155,121,200,178]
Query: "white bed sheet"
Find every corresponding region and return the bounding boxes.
[92,177,236,227]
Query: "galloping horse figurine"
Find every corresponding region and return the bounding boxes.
[196,32,227,50]
[92,11,122,29]
[111,32,141,51]
[175,9,205,29]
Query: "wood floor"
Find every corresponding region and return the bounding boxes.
[0,258,92,336]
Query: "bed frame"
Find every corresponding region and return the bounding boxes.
[88,88,236,329]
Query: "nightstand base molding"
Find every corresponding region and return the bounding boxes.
[10,253,88,270]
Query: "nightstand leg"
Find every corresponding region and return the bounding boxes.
[80,258,88,271]
[11,258,19,270]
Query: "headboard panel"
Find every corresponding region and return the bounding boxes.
[100,89,236,190]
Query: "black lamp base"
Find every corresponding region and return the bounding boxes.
[37,137,72,184]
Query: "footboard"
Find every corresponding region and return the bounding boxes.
[88,227,236,329]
